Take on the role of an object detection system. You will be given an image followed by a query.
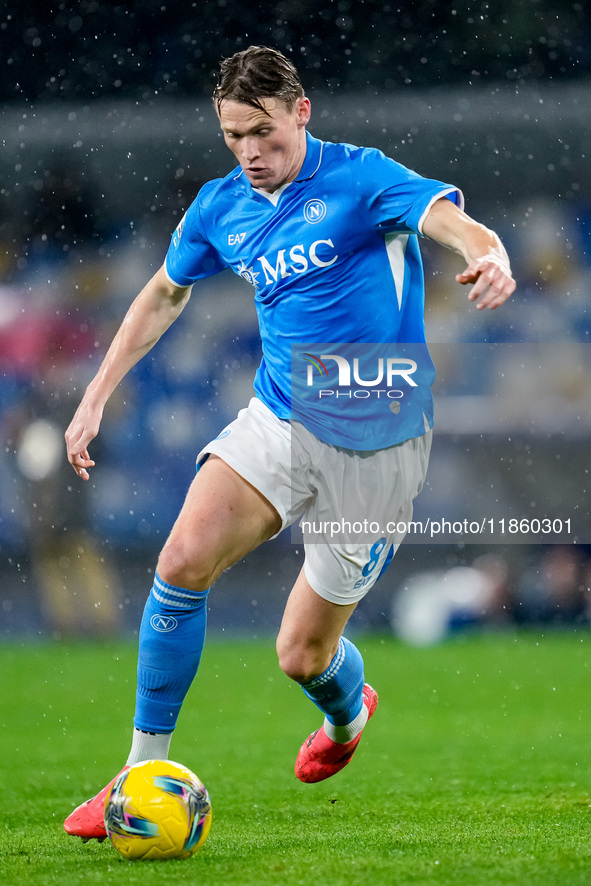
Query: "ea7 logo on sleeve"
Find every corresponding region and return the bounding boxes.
[172,214,186,248]
[228,232,247,245]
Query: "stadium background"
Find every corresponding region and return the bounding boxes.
[0,0,590,641]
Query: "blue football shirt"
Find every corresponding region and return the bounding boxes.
[165,132,463,449]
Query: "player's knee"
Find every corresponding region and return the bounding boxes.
[276,637,328,684]
[156,542,214,593]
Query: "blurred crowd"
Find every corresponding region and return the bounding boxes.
[391,546,591,646]
[3,2,589,105]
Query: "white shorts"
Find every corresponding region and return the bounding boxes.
[197,398,432,605]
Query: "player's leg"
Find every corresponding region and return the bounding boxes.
[276,568,378,783]
[64,454,281,840]
[281,429,433,783]
[276,565,357,686]
[131,453,281,753]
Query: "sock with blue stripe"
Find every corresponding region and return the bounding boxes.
[132,572,209,738]
[299,636,367,743]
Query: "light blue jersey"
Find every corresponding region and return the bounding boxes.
[165,132,463,450]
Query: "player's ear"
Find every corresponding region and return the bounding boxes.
[295,96,311,127]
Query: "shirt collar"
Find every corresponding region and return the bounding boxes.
[293,132,324,182]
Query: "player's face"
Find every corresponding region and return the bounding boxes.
[218,96,311,193]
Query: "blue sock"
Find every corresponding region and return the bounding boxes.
[299,637,365,726]
[134,572,209,734]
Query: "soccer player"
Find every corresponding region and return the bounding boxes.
[63,46,515,840]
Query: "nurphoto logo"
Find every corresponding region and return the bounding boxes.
[303,352,418,399]
[290,341,435,451]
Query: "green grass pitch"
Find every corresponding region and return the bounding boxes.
[1,631,591,885]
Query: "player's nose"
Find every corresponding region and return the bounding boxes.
[241,137,261,161]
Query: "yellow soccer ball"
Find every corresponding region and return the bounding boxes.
[104,759,212,860]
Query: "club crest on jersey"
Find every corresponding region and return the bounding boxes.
[304,199,327,224]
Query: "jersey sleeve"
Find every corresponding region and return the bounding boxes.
[165,193,227,287]
[352,147,464,236]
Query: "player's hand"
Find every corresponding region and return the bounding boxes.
[456,252,516,310]
[67,446,96,481]
[65,400,102,480]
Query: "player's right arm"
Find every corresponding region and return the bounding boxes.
[65,265,192,480]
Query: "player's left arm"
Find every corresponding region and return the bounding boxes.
[421,196,516,310]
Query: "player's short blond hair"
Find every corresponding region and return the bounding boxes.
[213,46,305,115]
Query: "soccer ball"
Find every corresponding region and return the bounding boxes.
[104,759,212,860]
